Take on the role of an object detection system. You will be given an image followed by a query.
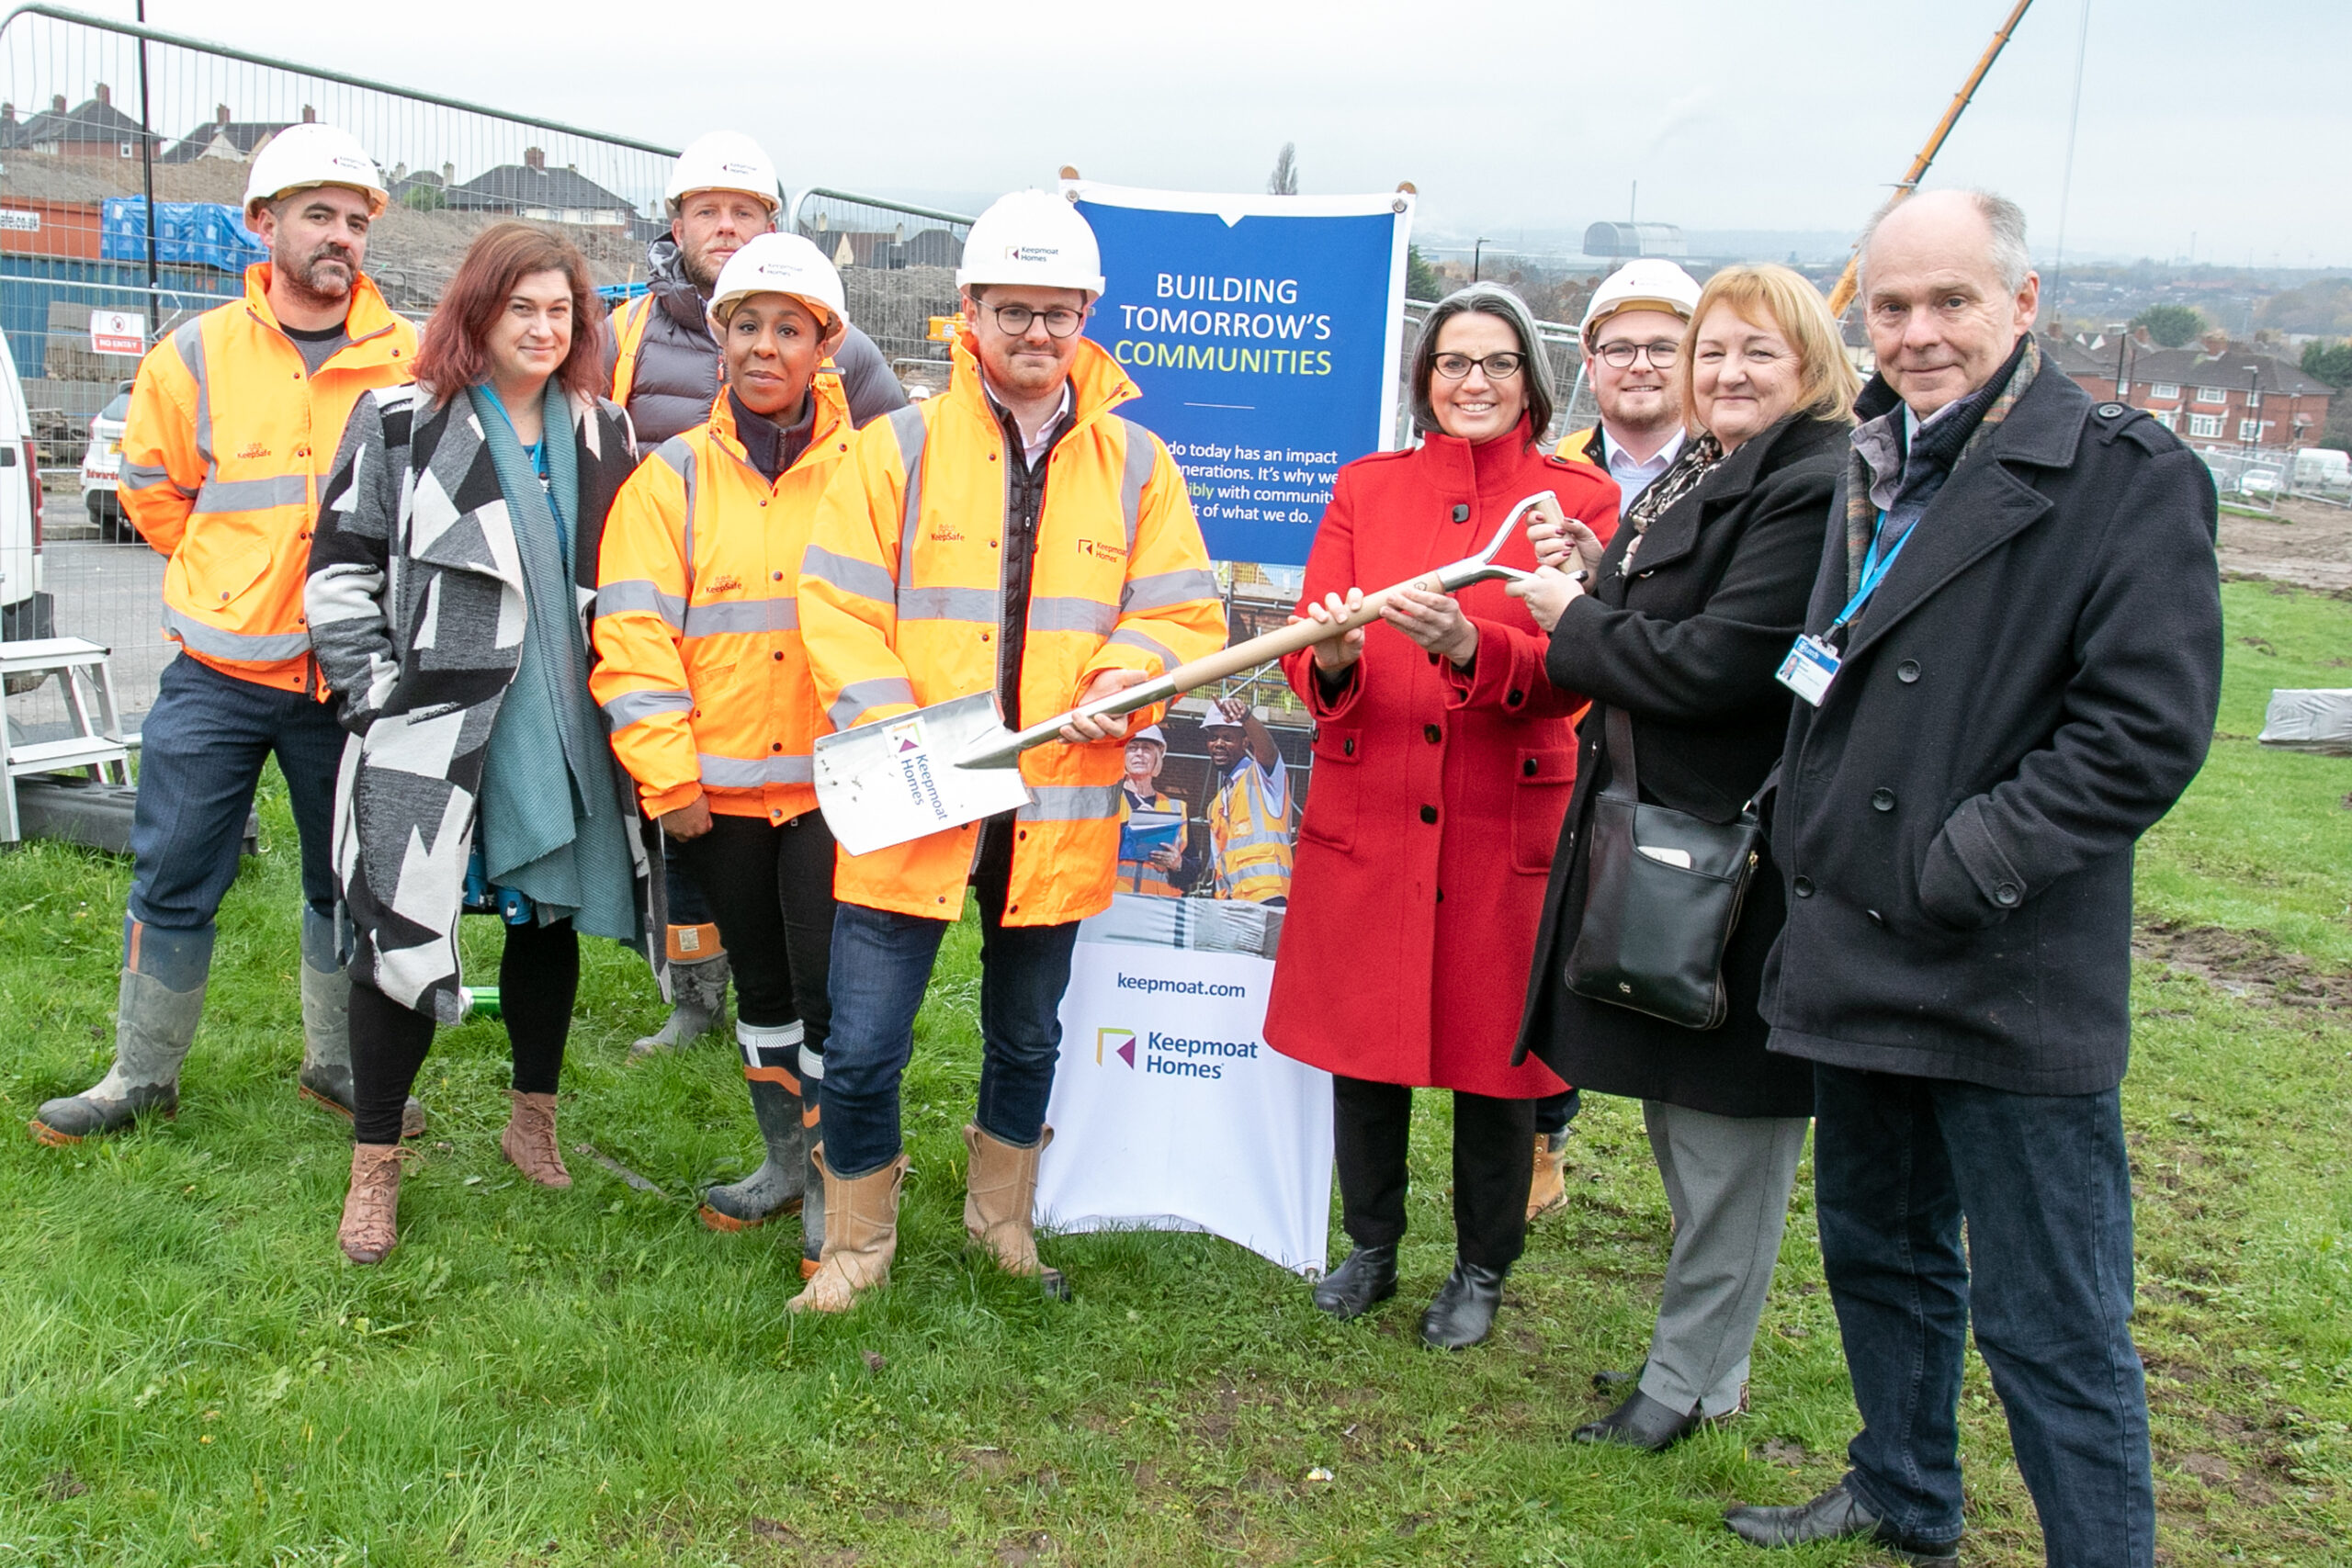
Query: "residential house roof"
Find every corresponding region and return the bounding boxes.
[445,151,634,218]
[14,88,153,151]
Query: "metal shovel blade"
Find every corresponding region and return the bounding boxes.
[812,692,1034,856]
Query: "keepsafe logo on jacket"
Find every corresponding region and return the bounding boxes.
[798,333,1226,927]
[119,264,415,692]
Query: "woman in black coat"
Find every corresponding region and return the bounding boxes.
[1510,265,1856,1451]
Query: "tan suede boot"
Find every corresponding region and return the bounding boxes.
[1527,1131,1568,1222]
[787,1147,907,1314]
[499,1090,571,1189]
[963,1124,1068,1299]
[338,1143,414,1264]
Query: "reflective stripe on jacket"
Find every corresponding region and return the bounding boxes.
[798,333,1226,926]
[120,265,416,691]
[1211,758,1294,902]
[592,376,855,824]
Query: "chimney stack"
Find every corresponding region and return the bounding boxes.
[94,83,109,106]
[2199,327,2230,357]
[51,94,66,113]
[301,105,316,124]
[523,146,546,171]
[441,162,454,183]
[2132,324,2151,347]
[217,104,231,125]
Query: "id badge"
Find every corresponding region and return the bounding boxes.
[1776,635,1840,707]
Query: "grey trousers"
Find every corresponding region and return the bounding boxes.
[1636,1100,1810,1419]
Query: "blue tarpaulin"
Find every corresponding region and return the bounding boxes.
[100,198,266,274]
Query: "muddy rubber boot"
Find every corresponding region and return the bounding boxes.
[338,1142,414,1264]
[30,921,209,1145]
[499,1090,571,1189]
[630,929,729,1056]
[786,1147,907,1314]
[701,1020,807,1230]
[296,909,424,1139]
[1527,1130,1569,1221]
[963,1123,1069,1301]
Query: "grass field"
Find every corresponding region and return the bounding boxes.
[1,580,2346,1566]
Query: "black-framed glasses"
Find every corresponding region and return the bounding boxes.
[1431,351,1525,380]
[1595,339,1679,369]
[987,302,1087,338]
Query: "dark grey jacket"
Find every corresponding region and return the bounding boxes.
[605,237,907,446]
[1762,363,2222,1095]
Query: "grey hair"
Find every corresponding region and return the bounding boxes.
[1409,281,1555,445]
[1856,188,2031,298]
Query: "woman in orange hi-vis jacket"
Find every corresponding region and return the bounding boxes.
[593,234,858,1281]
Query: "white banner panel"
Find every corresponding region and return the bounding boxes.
[1037,931,1332,1276]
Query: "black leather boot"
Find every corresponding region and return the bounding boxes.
[1573,1388,1702,1451]
[1418,1259,1506,1348]
[1311,1244,1397,1321]
[1723,1478,1958,1564]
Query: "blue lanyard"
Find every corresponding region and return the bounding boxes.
[1830,511,1914,633]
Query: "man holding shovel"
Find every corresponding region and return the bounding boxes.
[795,190,1225,1311]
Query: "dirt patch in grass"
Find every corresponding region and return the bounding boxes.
[2218,499,2352,594]
[2133,919,2352,1009]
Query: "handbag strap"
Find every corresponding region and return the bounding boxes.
[1601,704,1639,803]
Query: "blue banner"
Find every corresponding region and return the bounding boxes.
[1070,185,1412,568]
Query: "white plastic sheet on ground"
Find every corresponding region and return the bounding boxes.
[2257,689,2352,755]
[1036,931,1331,1277]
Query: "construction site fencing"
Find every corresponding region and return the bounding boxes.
[1,1,681,728]
[786,186,972,392]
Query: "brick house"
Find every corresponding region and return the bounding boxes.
[2050,327,2333,455]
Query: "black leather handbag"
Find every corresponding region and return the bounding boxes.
[1564,705,1761,1030]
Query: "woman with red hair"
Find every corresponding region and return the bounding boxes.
[306,222,651,1263]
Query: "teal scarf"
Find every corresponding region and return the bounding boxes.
[469,380,637,944]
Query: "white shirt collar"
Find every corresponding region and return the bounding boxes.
[982,374,1074,465]
[1600,425,1685,499]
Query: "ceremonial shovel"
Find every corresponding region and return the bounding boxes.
[811,491,1562,856]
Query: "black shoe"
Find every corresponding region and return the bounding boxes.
[1418,1259,1506,1349]
[1311,1245,1396,1321]
[1724,1478,1958,1565]
[1573,1388,1702,1452]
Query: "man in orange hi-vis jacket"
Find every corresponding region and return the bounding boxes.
[31,124,421,1148]
[794,190,1224,1313]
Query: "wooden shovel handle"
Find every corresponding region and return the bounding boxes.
[1151,572,1442,694]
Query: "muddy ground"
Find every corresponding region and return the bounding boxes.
[2218,496,2352,593]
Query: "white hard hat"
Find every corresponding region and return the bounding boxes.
[666,130,782,214]
[707,232,848,333]
[1128,725,1168,748]
[1580,259,1703,348]
[1201,710,1246,731]
[956,189,1105,298]
[243,122,388,217]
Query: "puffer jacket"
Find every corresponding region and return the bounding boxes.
[605,235,907,445]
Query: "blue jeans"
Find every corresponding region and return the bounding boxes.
[820,824,1080,1179]
[1813,1064,2153,1567]
[128,654,343,931]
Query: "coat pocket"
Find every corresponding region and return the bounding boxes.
[1512,746,1575,874]
[1297,723,1362,854]
[178,525,272,607]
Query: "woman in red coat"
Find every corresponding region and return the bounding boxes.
[1265,283,1618,1349]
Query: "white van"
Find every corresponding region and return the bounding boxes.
[0,328,51,642]
[2292,447,2351,493]
[78,380,135,542]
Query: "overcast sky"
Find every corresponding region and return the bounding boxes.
[97,0,2352,268]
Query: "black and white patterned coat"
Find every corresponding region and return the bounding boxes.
[306,382,656,1022]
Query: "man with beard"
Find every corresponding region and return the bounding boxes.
[606,130,908,1057]
[32,123,421,1145]
[1558,258,1702,504]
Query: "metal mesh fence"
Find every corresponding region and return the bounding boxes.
[786,186,972,394]
[1,2,682,728]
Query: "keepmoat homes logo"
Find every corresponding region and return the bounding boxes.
[1095,1022,1261,1081]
